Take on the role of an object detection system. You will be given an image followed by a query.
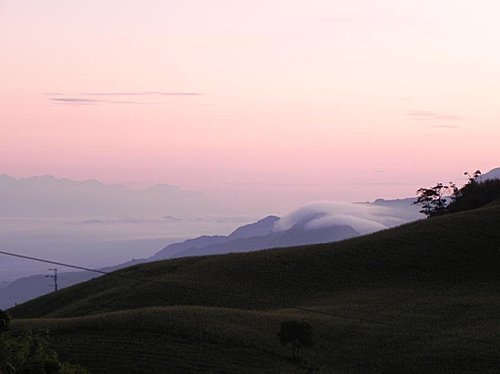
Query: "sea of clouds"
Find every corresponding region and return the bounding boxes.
[275,201,423,235]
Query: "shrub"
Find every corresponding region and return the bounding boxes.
[0,326,87,374]
[278,320,314,358]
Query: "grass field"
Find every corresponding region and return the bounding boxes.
[9,204,500,373]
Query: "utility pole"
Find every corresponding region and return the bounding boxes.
[46,268,58,292]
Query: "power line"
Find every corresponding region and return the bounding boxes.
[0,249,498,348]
[0,250,114,277]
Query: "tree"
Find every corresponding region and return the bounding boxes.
[414,182,457,218]
[465,170,482,183]
[278,320,314,359]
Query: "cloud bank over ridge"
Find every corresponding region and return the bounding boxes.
[276,200,423,235]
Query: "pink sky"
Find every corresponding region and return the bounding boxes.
[1,0,499,212]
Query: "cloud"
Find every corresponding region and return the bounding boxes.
[78,91,202,96]
[275,201,422,235]
[47,91,203,106]
[321,16,366,25]
[408,110,463,121]
[50,98,101,105]
[433,124,460,129]
[50,97,139,106]
[274,183,317,187]
[51,98,100,103]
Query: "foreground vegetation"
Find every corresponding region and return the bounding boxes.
[0,311,87,373]
[8,200,500,373]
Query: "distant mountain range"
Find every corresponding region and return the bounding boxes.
[0,174,216,217]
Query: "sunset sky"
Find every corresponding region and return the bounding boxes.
[1,0,499,211]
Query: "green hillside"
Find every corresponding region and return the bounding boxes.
[9,204,500,373]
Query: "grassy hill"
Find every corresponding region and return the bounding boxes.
[9,204,500,373]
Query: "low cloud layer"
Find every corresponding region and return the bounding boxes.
[276,201,423,235]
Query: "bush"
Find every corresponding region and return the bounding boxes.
[278,320,314,358]
[0,309,10,335]
[0,324,87,374]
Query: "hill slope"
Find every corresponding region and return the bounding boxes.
[11,204,500,319]
[9,204,500,373]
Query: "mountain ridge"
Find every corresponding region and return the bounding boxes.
[0,174,215,218]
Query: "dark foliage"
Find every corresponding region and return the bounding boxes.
[0,327,87,374]
[278,320,314,358]
[446,176,500,214]
[415,170,500,218]
[414,182,457,218]
[0,310,10,335]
